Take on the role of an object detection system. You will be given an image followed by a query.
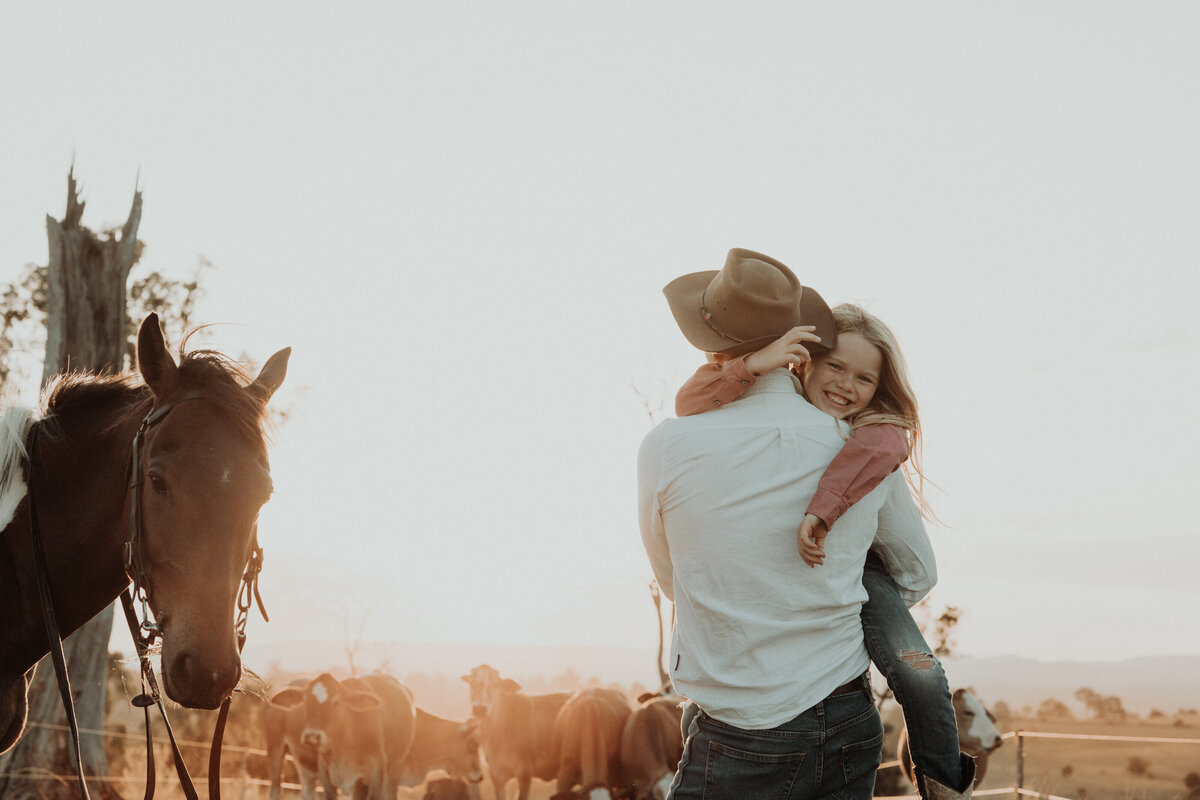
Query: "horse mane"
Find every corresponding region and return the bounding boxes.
[40,346,271,448]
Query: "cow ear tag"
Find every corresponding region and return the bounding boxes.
[131,694,156,708]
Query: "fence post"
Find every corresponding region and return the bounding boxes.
[240,749,248,800]
[1015,730,1024,798]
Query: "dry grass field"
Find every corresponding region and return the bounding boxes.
[941,715,1200,800]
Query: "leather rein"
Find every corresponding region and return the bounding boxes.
[26,393,269,800]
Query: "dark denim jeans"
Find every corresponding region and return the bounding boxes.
[861,552,962,788]
[668,683,882,800]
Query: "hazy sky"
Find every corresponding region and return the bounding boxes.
[2,3,1197,678]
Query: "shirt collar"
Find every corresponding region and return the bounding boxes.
[745,369,803,395]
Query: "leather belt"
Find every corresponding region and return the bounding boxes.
[826,672,869,699]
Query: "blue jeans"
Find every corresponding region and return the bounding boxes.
[668,681,882,800]
[861,552,962,788]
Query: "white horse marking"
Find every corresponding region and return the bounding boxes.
[0,407,37,530]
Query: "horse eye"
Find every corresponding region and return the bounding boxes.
[148,471,167,492]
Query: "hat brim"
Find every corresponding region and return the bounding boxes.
[663,270,837,357]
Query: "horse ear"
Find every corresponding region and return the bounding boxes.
[137,313,178,399]
[249,347,291,405]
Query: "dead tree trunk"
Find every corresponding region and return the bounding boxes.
[0,167,141,800]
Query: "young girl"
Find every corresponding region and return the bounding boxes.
[675,303,974,798]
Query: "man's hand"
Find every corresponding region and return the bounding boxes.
[798,514,828,567]
[745,326,821,376]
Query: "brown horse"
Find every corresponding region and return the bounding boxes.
[0,313,289,753]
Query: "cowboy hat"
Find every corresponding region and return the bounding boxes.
[663,248,836,356]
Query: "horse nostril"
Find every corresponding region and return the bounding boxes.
[165,650,241,708]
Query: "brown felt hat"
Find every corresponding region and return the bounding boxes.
[663,248,836,356]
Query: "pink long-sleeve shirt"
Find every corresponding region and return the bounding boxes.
[675,356,909,528]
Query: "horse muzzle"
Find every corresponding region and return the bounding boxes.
[161,647,242,710]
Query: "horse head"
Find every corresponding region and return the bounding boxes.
[132,313,290,709]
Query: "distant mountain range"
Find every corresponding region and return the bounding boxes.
[241,640,1200,716]
[938,653,1200,715]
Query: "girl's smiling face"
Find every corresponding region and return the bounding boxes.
[800,331,883,419]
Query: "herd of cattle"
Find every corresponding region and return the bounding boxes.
[265,666,1002,800]
[264,664,682,800]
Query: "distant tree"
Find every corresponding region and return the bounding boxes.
[926,605,960,657]
[1036,698,1075,722]
[1074,687,1128,723]
[991,700,1014,725]
[0,258,209,397]
[873,600,961,710]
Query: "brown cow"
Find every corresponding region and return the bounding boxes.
[297,672,417,800]
[552,687,633,800]
[265,680,328,800]
[267,674,478,800]
[298,673,389,799]
[461,664,571,800]
[394,709,485,800]
[619,696,683,800]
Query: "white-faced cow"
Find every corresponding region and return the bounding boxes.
[619,696,683,800]
[898,688,1003,789]
[461,664,571,800]
[552,687,633,800]
[294,672,417,800]
[267,673,479,800]
[265,679,328,800]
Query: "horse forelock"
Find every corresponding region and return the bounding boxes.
[0,406,37,529]
[174,350,272,448]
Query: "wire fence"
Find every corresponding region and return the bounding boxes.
[6,722,1200,799]
[0,720,285,798]
[874,728,1200,800]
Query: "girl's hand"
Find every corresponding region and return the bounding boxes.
[798,514,828,567]
[745,326,821,376]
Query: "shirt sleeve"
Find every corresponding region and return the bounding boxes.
[805,424,910,527]
[870,472,937,607]
[674,357,757,417]
[637,429,674,601]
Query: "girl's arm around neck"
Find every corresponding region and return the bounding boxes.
[674,356,757,417]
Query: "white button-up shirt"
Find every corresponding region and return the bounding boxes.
[637,370,936,729]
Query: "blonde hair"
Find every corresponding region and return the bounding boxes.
[823,303,935,520]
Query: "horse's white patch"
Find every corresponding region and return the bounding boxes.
[310,682,329,704]
[654,774,673,800]
[0,407,36,530]
[220,467,231,484]
[587,788,612,800]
